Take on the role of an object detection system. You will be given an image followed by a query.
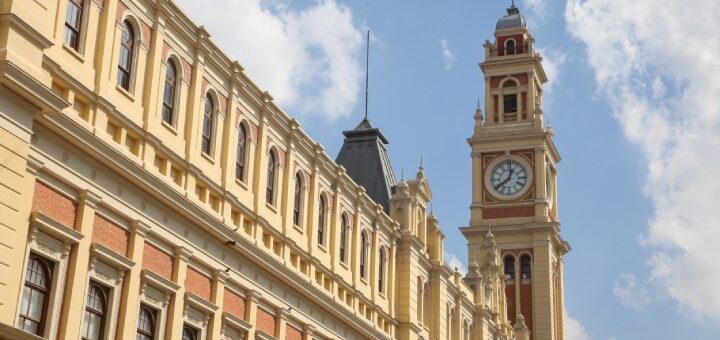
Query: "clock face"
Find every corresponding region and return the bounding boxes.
[489,160,528,197]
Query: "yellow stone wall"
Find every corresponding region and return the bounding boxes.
[0,0,521,339]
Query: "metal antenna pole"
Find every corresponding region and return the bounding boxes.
[364,30,370,120]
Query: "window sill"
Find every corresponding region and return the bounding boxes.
[62,44,85,62]
[161,120,179,135]
[235,178,249,191]
[339,261,348,270]
[378,292,386,299]
[317,243,327,253]
[359,277,368,285]
[265,202,277,213]
[292,224,304,234]
[116,84,135,102]
[201,151,215,164]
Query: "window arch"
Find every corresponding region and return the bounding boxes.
[236,124,248,181]
[339,213,349,263]
[64,0,85,50]
[378,247,386,294]
[506,39,516,55]
[360,230,369,279]
[18,254,53,335]
[266,150,276,204]
[82,282,108,340]
[136,305,156,340]
[117,20,135,90]
[201,93,215,155]
[182,325,198,340]
[317,195,327,246]
[293,172,303,226]
[521,255,532,279]
[501,78,519,115]
[504,255,516,280]
[162,59,178,125]
[423,282,430,325]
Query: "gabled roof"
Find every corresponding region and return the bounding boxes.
[335,118,396,212]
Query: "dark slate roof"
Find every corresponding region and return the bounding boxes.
[496,5,526,30]
[336,118,396,212]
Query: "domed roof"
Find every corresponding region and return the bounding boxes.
[496,5,526,30]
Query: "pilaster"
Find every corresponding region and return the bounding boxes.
[164,246,192,340]
[116,220,151,339]
[57,190,101,338]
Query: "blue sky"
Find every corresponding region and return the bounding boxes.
[177,0,720,338]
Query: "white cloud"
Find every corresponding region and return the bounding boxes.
[440,38,455,70]
[565,313,591,340]
[537,47,567,109]
[175,0,363,120]
[522,0,548,23]
[444,253,467,275]
[613,274,652,310]
[566,0,720,321]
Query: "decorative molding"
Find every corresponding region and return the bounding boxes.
[90,243,135,271]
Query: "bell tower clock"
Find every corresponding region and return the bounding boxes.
[462,3,570,340]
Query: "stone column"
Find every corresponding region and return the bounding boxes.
[115,220,151,339]
[207,270,228,339]
[244,289,261,339]
[164,246,192,340]
[57,190,101,338]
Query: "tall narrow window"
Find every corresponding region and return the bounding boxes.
[339,215,348,263]
[506,40,516,55]
[423,282,430,324]
[82,282,108,340]
[293,173,302,226]
[360,231,368,279]
[201,94,214,155]
[317,195,326,246]
[521,255,532,279]
[64,0,84,50]
[182,325,198,340]
[236,125,247,181]
[136,305,156,340]
[378,247,386,294]
[18,254,52,336]
[504,256,516,280]
[503,94,517,114]
[117,20,134,90]
[266,151,276,204]
[162,60,177,125]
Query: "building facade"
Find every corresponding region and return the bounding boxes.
[0,0,566,339]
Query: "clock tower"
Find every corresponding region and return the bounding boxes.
[462,4,571,340]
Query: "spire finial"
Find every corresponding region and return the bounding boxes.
[401,168,404,180]
[364,30,370,120]
[419,156,424,170]
[477,98,481,109]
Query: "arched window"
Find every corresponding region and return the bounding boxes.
[317,195,326,246]
[502,80,518,114]
[416,277,423,322]
[339,214,349,263]
[521,255,532,279]
[201,94,214,155]
[64,0,84,50]
[463,320,469,340]
[423,282,430,324]
[266,151,276,204]
[293,172,303,226]
[117,20,134,90]
[360,230,368,279]
[182,325,198,340]
[82,282,108,340]
[378,247,386,294]
[162,60,177,125]
[136,305,156,340]
[18,254,53,335]
[504,255,516,280]
[236,125,247,181]
[506,39,516,55]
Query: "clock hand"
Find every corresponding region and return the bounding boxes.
[495,171,512,190]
